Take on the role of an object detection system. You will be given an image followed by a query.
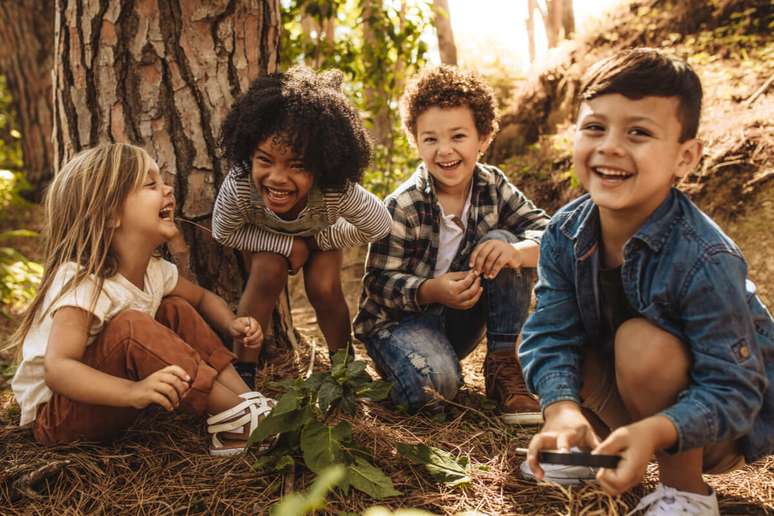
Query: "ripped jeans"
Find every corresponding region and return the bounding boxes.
[363,229,535,412]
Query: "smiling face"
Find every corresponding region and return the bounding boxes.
[415,106,490,196]
[251,136,313,219]
[574,93,702,222]
[115,161,177,248]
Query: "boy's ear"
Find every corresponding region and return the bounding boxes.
[478,133,493,154]
[674,138,703,179]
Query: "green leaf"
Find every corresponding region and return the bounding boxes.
[356,380,392,401]
[347,457,400,499]
[302,372,326,392]
[269,464,346,516]
[345,359,367,378]
[317,378,343,414]
[300,420,350,474]
[272,391,301,416]
[338,390,358,416]
[248,404,312,447]
[330,348,351,379]
[274,455,295,472]
[0,229,38,241]
[395,443,471,487]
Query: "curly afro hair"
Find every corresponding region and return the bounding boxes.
[220,65,372,189]
[400,65,499,142]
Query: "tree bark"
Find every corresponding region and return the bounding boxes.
[52,0,298,348]
[361,0,392,146]
[526,0,537,64]
[562,0,575,40]
[0,0,55,199]
[541,0,563,49]
[432,0,457,65]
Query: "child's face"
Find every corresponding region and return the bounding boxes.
[415,106,490,195]
[115,161,178,247]
[251,137,313,218]
[574,93,701,220]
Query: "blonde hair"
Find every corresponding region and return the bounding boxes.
[9,143,153,357]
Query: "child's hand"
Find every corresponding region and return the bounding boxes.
[128,365,191,411]
[431,270,483,309]
[288,237,310,275]
[470,240,522,279]
[593,420,660,495]
[230,316,263,349]
[526,401,601,481]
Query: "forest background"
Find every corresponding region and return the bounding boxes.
[0,0,771,514]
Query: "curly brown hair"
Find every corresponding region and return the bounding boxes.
[220,65,371,189]
[400,65,499,142]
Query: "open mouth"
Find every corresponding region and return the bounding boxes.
[159,206,174,220]
[437,160,462,170]
[264,186,294,202]
[592,166,635,181]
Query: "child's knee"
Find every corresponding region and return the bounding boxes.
[306,277,344,309]
[388,350,461,411]
[248,252,288,291]
[614,318,690,390]
[157,296,197,320]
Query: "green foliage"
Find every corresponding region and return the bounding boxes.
[249,349,399,500]
[280,0,432,198]
[396,443,471,487]
[0,171,41,317]
[0,75,23,172]
[270,464,346,516]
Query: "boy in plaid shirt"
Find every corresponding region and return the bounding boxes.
[354,66,550,423]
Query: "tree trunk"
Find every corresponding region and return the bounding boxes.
[432,0,457,65]
[562,0,575,39]
[361,0,392,146]
[526,0,537,64]
[542,0,563,49]
[0,0,55,199]
[52,0,298,349]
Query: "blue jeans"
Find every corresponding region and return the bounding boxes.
[363,230,535,412]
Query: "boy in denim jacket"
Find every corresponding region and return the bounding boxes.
[519,48,773,515]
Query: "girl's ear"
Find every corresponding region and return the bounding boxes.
[108,215,121,229]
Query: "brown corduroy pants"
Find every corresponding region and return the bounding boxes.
[33,296,235,445]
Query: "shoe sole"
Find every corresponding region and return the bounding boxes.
[501,412,544,425]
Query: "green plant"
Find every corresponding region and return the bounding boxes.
[269,464,346,515]
[248,349,399,499]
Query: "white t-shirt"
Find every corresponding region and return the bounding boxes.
[433,187,472,277]
[11,257,179,425]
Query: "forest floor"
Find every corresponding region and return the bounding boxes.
[1,0,773,513]
[0,241,772,515]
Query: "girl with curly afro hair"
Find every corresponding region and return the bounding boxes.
[213,66,391,385]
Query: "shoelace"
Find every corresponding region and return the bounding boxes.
[627,485,715,516]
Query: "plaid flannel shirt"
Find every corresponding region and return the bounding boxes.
[354,163,550,341]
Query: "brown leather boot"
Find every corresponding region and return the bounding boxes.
[484,348,543,425]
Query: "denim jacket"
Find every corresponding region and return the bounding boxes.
[519,189,773,463]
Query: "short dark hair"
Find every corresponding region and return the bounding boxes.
[400,65,499,141]
[579,48,702,141]
[220,65,371,189]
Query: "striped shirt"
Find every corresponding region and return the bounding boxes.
[354,163,550,341]
[212,168,392,256]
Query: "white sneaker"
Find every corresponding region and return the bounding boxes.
[519,458,597,485]
[628,483,720,515]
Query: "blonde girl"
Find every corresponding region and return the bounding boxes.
[10,143,274,456]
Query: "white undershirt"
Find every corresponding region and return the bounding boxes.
[433,186,472,277]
